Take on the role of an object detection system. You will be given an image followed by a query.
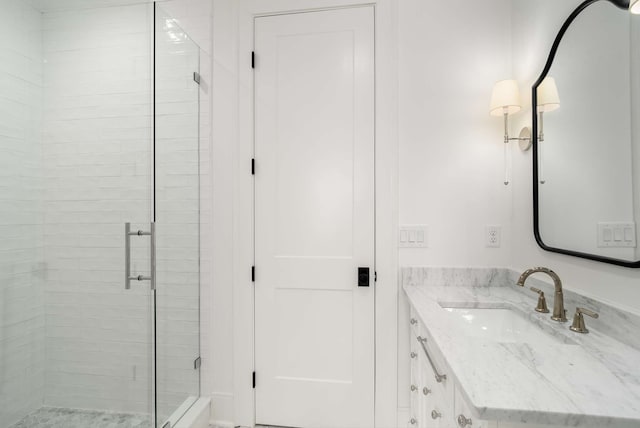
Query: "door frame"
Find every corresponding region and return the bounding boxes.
[233,1,399,427]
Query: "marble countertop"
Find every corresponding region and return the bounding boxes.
[403,268,640,427]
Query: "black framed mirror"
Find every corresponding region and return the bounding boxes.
[532,0,640,268]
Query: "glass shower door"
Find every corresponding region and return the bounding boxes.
[153,5,201,426]
[39,3,156,425]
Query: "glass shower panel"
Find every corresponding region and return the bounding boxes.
[154,5,201,426]
[40,3,155,423]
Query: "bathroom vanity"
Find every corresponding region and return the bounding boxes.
[403,268,640,428]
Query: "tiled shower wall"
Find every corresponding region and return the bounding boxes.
[40,2,208,417]
[1,1,209,424]
[0,1,45,426]
[42,4,155,413]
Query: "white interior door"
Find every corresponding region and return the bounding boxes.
[254,6,375,428]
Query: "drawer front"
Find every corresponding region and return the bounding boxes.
[415,331,453,404]
[453,386,490,428]
[426,386,454,428]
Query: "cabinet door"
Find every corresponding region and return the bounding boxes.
[453,386,492,428]
[414,327,454,427]
[418,356,441,428]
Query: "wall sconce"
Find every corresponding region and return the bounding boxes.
[536,76,560,184]
[631,0,640,14]
[490,79,531,185]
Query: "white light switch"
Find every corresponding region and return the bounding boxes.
[598,222,636,248]
[399,225,428,248]
[614,228,623,242]
[625,227,634,242]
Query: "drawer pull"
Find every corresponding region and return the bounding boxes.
[417,336,447,383]
[410,318,418,325]
[410,384,417,392]
[410,352,417,359]
[409,417,417,425]
[431,410,442,420]
[422,386,431,396]
[457,414,473,427]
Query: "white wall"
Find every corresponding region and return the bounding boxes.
[511,0,640,315]
[396,0,513,415]
[208,0,237,423]
[398,0,514,269]
[0,1,45,426]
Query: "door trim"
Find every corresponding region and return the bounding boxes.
[233,1,398,427]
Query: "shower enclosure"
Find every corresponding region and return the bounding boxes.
[0,1,202,426]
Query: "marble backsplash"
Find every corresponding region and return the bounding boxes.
[401,266,640,351]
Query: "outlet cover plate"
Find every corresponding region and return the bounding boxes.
[485,225,501,248]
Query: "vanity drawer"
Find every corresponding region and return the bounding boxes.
[453,386,490,428]
[415,331,453,405]
[422,369,453,427]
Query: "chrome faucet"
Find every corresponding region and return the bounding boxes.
[516,267,568,322]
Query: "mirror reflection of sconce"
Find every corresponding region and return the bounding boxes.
[490,79,532,186]
[536,76,561,184]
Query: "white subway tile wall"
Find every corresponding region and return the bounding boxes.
[42,3,155,414]
[1,1,211,425]
[0,1,46,426]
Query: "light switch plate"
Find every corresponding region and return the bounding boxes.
[399,225,428,248]
[598,222,636,248]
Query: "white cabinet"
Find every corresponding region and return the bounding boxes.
[408,309,565,428]
[408,307,486,428]
[453,387,490,428]
[409,308,454,428]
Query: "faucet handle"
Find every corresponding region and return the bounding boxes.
[569,307,599,334]
[529,287,550,313]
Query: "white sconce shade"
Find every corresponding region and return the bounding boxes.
[631,0,640,14]
[537,76,560,113]
[490,80,522,116]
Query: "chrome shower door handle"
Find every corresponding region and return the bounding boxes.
[150,222,156,291]
[125,222,156,290]
[125,222,132,290]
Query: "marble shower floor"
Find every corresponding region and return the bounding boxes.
[10,407,151,428]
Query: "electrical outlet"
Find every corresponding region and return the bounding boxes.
[485,225,501,248]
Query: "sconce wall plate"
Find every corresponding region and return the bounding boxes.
[518,127,532,151]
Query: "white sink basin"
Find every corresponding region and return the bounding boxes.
[438,305,569,345]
